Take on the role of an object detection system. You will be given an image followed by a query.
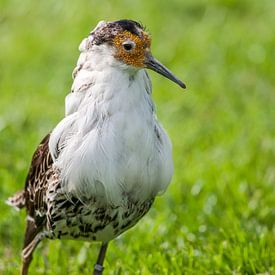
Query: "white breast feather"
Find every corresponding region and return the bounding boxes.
[49,37,173,206]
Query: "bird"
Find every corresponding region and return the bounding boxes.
[7,19,186,275]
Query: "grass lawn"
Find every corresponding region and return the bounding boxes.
[0,0,274,274]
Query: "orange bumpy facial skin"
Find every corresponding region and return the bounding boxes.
[113,30,151,68]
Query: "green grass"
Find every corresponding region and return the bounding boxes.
[1,0,275,274]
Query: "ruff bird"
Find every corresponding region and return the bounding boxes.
[7,19,186,275]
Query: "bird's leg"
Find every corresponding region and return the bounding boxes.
[21,232,44,275]
[93,242,109,275]
[21,220,44,275]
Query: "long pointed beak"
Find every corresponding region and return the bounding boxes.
[144,54,186,89]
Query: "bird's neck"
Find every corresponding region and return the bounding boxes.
[66,50,154,117]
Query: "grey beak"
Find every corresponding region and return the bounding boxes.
[144,55,186,89]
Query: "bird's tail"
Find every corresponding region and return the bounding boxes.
[6,189,26,210]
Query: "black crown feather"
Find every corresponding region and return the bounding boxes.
[90,19,144,45]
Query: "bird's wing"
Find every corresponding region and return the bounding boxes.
[24,133,54,221]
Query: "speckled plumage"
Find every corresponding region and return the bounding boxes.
[45,174,154,242]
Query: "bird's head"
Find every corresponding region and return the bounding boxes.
[84,19,186,89]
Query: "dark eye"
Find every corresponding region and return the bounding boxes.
[123,43,132,51]
[122,40,135,52]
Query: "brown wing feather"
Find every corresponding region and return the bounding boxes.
[6,133,54,215]
[24,133,54,221]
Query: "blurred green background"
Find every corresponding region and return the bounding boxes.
[0,0,274,274]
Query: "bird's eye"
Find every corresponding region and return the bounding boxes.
[122,41,135,52]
